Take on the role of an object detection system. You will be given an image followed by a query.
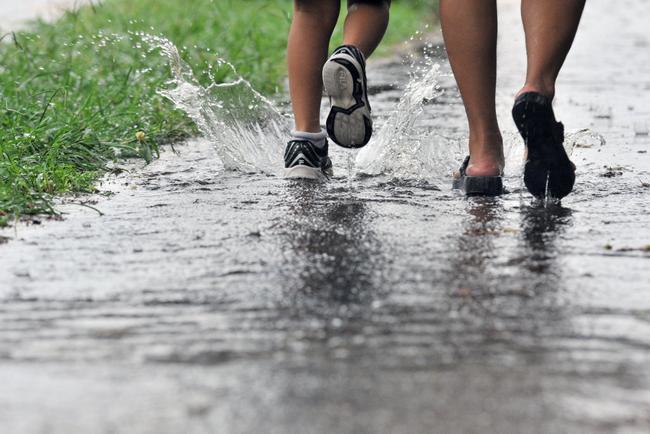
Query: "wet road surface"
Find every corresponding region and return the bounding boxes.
[1,0,650,433]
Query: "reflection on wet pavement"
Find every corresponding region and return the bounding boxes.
[1,0,650,433]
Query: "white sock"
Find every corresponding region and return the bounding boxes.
[291,129,327,149]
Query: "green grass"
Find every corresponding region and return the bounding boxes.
[0,0,437,227]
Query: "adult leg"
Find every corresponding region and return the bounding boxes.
[518,0,586,100]
[439,0,503,177]
[343,0,390,58]
[288,0,341,133]
[512,0,585,199]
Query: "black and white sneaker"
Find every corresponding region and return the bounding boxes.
[284,139,333,180]
[322,45,372,148]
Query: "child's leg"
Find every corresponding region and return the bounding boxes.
[439,0,503,177]
[518,0,586,100]
[321,0,389,148]
[288,0,341,133]
[343,0,390,58]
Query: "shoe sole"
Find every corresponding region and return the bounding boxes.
[512,95,575,199]
[284,165,331,181]
[323,56,372,148]
[453,175,504,197]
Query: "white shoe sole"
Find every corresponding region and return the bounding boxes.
[323,54,372,148]
[284,165,330,181]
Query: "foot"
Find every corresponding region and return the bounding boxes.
[464,155,504,177]
[516,84,555,101]
[453,156,504,196]
[284,139,333,180]
[322,45,373,148]
[512,92,575,200]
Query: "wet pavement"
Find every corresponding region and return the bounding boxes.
[0,0,92,31]
[1,0,650,433]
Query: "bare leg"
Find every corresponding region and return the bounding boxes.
[518,0,586,100]
[288,0,340,133]
[440,0,504,177]
[343,1,390,58]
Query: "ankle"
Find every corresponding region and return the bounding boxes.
[293,122,322,135]
[517,81,555,101]
[292,129,327,148]
[469,149,504,167]
[466,152,505,177]
[467,135,505,177]
[468,129,503,151]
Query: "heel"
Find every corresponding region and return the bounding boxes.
[323,61,353,101]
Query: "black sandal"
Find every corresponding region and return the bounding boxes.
[512,92,575,200]
[452,156,504,196]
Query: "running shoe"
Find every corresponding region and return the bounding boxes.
[322,45,373,148]
[284,139,333,180]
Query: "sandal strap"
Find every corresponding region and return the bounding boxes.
[458,155,471,177]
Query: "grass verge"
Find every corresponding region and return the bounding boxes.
[0,0,438,227]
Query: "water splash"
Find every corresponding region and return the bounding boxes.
[139,33,290,174]
[345,149,358,189]
[565,129,606,152]
[355,63,447,180]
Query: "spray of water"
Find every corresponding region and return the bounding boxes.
[138,33,290,175]
[355,63,446,179]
